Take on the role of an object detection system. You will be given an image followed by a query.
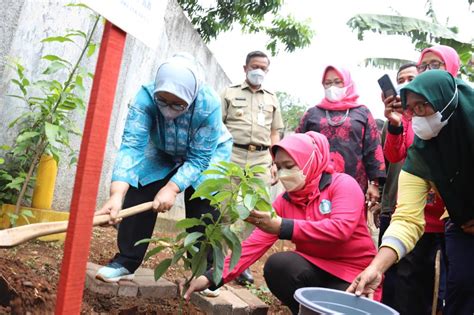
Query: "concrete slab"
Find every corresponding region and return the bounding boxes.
[135,277,177,299]
[117,280,139,297]
[85,268,119,296]
[226,286,270,315]
[190,290,233,315]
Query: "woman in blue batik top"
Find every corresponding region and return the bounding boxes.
[95,53,232,282]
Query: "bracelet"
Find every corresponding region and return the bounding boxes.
[369,180,379,187]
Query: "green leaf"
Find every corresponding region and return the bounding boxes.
[43,61,68,75]
[16,131,40,144]
[11,79,27,95]
[235,204,250,220]
[66,29,87,39]
[154,258,172,280]
[171,247,187,264]
[202,169,226,176]
[21,78,30,87]
[176,231,188,241]
[144,245,165,261]
[69,156,77,166]
[6,94,24,101]
[87,43,97,57]
[244,193,257,210]
[212,191,232,203]
[191,244,208,277]
[255,199,272,212]
[41,36,74,43]
[20,209,34,218]
[211,243,225,285]
[191,178,230,199]
[45,122,60,144]
[250,165,267,174]
[0,158,4,164]
[42,55,72,66]
[184,231,203,247]
[222,227,241,271]
[175,218,203,229]
[134,238,153,246]
[66,3,90,9]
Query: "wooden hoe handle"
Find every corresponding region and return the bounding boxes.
[0,202,153,248]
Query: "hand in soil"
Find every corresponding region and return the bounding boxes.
[183,276,211,301]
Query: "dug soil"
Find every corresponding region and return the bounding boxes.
[0,226,292,314]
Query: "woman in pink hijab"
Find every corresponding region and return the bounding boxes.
[184,131,380,314]
[416,44,460,76]
[296,66,385,207]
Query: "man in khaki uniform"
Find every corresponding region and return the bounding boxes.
[221,50,284,285]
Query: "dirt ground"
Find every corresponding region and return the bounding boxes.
[0,226,292,314]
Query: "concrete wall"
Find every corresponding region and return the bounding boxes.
[0,0,231,220]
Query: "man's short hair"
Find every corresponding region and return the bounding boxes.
[396,62,417,79]
[246,51,270,65]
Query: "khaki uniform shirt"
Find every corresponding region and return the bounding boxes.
[222,81,284,184]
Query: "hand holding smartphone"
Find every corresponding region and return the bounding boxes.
[378,74,397,98]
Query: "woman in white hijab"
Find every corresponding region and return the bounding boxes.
[95,53,232,282]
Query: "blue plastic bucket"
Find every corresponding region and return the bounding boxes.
[294,287,399,315]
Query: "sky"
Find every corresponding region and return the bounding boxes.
[206,0,474,119]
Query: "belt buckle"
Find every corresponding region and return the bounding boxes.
[248,144,256,152]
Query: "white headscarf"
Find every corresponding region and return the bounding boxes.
[153,53,200,106]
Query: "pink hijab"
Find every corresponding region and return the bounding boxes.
[317,65,362,111]
[418,45,460,76]
[271,131,334,207]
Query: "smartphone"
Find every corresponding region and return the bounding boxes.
[378,74,397,98]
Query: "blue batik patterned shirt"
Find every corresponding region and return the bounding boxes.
[112,83,232,191]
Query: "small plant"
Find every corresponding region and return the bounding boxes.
[0,4,100,223]
[0,207,34,228]
[137,161,273,305]
[246,283,274,305]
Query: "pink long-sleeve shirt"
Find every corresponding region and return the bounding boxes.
[384,117,445,233]
[220,172,381,300]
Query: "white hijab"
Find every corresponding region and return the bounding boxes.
[153,52,201,106]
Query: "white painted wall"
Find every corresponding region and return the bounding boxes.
[0,0,231,221]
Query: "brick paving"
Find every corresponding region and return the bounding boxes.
[85,262,269,314]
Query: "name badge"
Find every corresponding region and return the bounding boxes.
[319,199,332,214]
[257,112,265,126]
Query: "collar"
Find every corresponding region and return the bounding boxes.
[241,80,264,93]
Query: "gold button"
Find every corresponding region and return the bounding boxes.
[236,109,243,117]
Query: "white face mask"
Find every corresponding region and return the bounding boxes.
[278,152,314,192]
[247,69,265,86]
[324,86,347,102]
[412,85,458,140]
[396,82,409,94]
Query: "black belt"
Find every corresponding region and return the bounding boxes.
[233,143,269,152]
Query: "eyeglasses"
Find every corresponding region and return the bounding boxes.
[405,101,431,117]
[416,61,445,72]
[154,96,187,111]
[323,79,344,88]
